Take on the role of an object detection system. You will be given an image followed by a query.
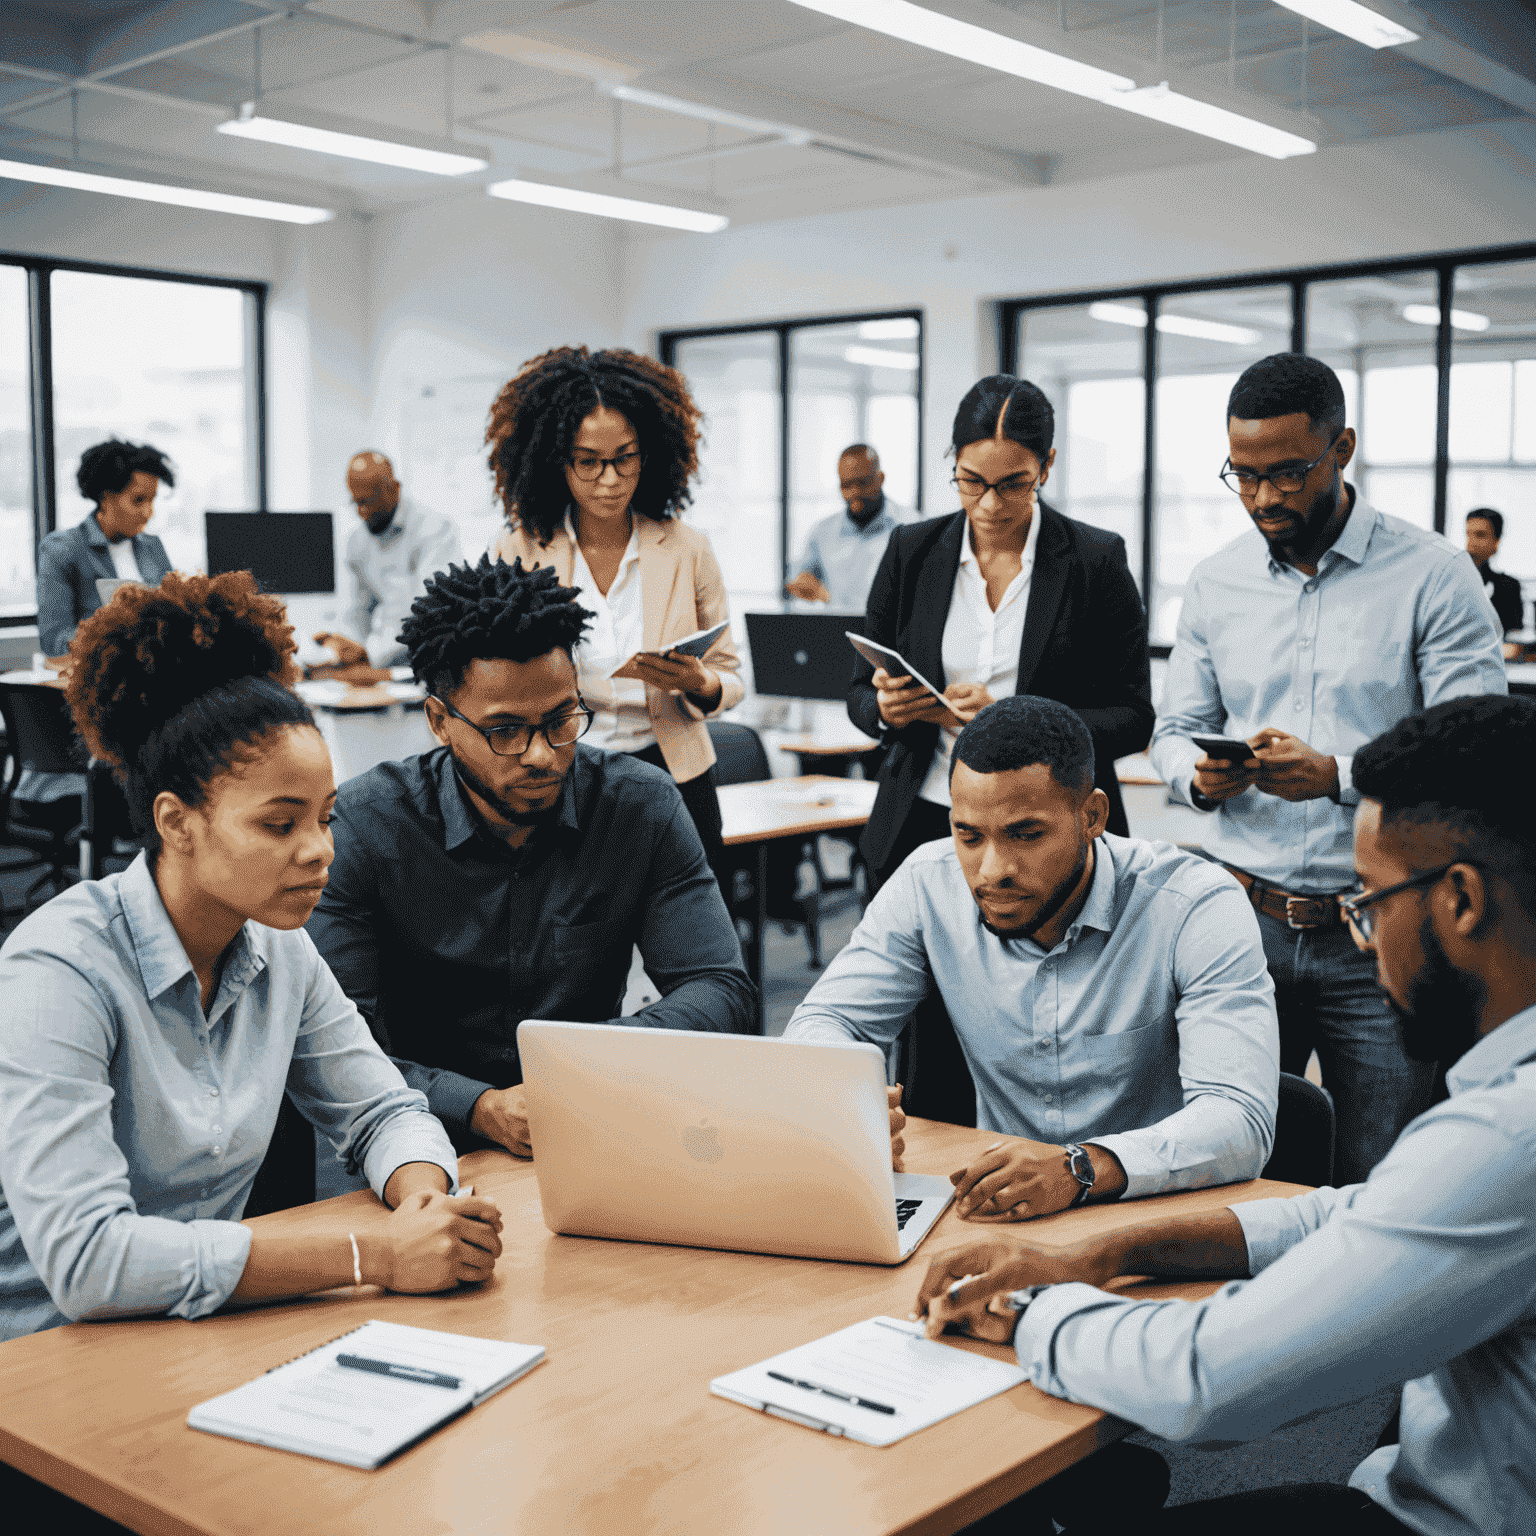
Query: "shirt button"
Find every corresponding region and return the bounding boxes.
[1037,1038,1050,1049]
[212,1146,223,1158]
[1043,1094,1053,1104]
[1298,639,1309,648]
[1294,700,1304,711]
[208,1087,219,1097]
[1304,581,1316,592]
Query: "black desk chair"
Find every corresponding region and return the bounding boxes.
[83,761,141,880]
[1262,1071,1336,1188]
[0,681,84,915]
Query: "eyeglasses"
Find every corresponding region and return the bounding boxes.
[431,695,595,757]
[952,472,1038,502]
[566,450,644,483]
[1338,862,1458,943]
[1220,434,1342,498]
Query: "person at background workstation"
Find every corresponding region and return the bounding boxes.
[1464,506,1524,637]
[1150,353,1506,1186]
[918,695,1536,1536]
[306,556,753,1189]
[785,443,916,609]
[787,696,1278,1216]
[312,449,459,682]
[486,347,741,885]
[0,571,500,1345]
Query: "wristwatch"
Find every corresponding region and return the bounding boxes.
[1062,1142,1096,1207]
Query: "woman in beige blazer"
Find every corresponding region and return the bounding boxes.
[486,346,742,882]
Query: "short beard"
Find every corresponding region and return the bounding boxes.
[1389,914,1485,1068]
[451,755,563,828]
[980,836,1091,942]
[847,491,885,527]
[365,503,397,536]
[1262,467,1342,561]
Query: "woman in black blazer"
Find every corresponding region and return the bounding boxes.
[850,376,1153,893]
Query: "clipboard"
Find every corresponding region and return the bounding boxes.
[845,632,966,720]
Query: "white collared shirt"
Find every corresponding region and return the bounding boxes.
[918,506,1041,806]
[106,537,142,581]
[566,513,655,754]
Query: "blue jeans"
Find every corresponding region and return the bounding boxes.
[1256,910,1434,1185]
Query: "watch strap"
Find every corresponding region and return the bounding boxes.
[1063,1142,1095,1206]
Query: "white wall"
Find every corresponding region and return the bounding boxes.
[619,125,1536,512]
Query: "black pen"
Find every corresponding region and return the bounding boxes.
[335,1354,462,1390]
[767,1370,896,1415]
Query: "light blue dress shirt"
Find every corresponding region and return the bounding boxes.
[1150,496,1506,892]
[796,500,916,610]
[0,854,458,1341]
[1015,1003,1536,1536]
[340,495,461,668]
[784,834,1278,1198]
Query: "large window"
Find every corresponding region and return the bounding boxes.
[662,311,923,644]
[0,257,265,625]
[1003,243,1536,645]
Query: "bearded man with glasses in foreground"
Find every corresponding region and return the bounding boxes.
[306,556,753,1186]
[1150,353,1505,1185]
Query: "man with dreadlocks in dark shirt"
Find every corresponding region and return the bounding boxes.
[306,554,754,1187]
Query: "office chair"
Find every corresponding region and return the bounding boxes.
[0,681,85,916]
[1262,1071,1336,1188]
[83,761,141,880]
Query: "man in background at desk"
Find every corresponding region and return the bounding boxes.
[307,556,753,1190]
[785,696,1278,1219]
[1465,506,1524,638]
[785,443,915,609]
[312,449,459,682]
[921,695,1536,1536]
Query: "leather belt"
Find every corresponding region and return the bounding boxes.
[1222,864,1344,929]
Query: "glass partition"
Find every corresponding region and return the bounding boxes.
[0,265,31,619]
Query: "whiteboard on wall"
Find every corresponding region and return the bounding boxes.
[398,373,506,560]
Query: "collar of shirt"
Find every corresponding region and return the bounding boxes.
[117,852,265,1008]
[432,744,587,855]
[1445,1003,1536,1096]
[959,499,1042,591]
[372,499,412,546]
[1264,490,1376,579]
[564,509,640,582]
[838,505,895,540]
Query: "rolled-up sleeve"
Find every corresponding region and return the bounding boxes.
[1149,573,1227,811]
[0,955,251,1326]
[1090,880,1279,1198]
[285,935,458,1198]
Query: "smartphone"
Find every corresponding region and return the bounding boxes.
[1191,734,1259,762]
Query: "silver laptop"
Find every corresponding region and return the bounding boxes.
[518,1021,953,1265]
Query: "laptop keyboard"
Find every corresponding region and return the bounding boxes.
[895,1198,923,1231]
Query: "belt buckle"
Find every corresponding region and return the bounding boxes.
[1285,895,1328,930]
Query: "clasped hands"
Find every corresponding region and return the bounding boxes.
[873,668,990,730]
[1192,727,1340,806]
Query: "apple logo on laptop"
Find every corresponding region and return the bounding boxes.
[681,1119,723,1163]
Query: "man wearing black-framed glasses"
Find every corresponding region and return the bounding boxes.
[1150,352,1505,1184]
[307,557,753,1189]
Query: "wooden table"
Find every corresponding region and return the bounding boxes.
[293,680,434,782]
[774,730,881,779]
[718,775,878,1027]
[0,667,66,689]
[0,1119,1306,1536]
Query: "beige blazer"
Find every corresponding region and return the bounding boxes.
[490,516,744,783]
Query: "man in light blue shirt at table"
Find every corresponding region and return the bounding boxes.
[786,695,1278,1218]
[919,694,1536,1536]
[1150,353,1505,1184]
[785,443,915,609]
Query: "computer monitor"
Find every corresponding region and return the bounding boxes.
[745,611,865,701]
[205,512,335,595]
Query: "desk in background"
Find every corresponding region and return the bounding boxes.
[0,1118,1307,1536]
[294,679,435,785]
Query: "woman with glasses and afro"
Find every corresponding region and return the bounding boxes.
[486,346,741,884]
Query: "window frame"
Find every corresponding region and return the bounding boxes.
[999,240,1536,653]
[658,307,924,591]
[0,250,268,627]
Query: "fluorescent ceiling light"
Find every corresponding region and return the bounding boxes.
[608,86,814,146]
[859,317,920,339]
[1089,301,1262,346]
[0,155,333,223]
[1274,1,1417,49]
[1402,303,1490,332]
[486,177,727,233]
[788,0,1315,158]
[218,103,487,176]
[844,345,920,369]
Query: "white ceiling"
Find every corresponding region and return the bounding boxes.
[0,0,1532,227]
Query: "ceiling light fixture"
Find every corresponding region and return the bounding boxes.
[486,177,728,233]
[844,345,920,369]
[1402,303,1490,332]
[218,103,488,176]
[1274,1,1418,49]
[0,155,334,223]
[607,86,814,146]
[786,0,1315,158]
[1089,301,1262,346]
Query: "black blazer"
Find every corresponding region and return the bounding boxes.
[849,505,1153,871]
[1485,567,1523,635]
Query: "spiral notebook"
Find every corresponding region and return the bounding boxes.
[188,1320,544,1468]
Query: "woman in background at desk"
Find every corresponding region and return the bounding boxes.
[850,375,1154,896]
[486,346,742,884]
[0,571,501,1343]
